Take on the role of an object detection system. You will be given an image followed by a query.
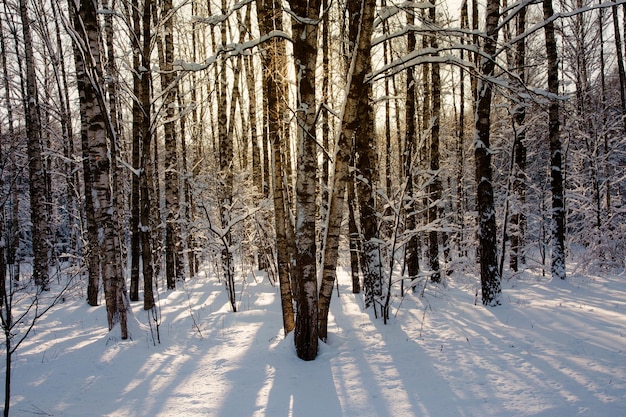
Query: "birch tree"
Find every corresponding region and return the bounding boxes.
[162,0,184,290]
[257,0,295,335]
[71,0,129,338]
[474,0,502,305]
[288,0,322,361]
[19,0,49,291]
[319,0,376,343]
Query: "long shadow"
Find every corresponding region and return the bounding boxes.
[262,337,343,417]
[328,281,466,417]
[410,273,626,416]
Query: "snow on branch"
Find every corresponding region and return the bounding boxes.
[173,30,292,72]
[372,24,485,48]
[192,0,253,27]
[498,0,626,53]
[367,46,477,83]
[374,1,434,28]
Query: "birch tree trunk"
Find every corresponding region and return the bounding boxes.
[544,0,566,280]
[474,0,502,305]
[289,0,322,361]
[346,0,381,316]
[257,0,295,335]
[72,0,129,337]
[217,0,236,311]
[19,0,49,291]
[162,0,183,289]
[319,0,376,343]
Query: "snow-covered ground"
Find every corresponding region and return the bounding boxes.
[5,265,626,416]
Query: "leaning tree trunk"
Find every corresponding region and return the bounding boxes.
[19,0,49,291]
[474,0,502,305]
[289,0,322,361]
[544,0,566,280]
[319,0,376,343]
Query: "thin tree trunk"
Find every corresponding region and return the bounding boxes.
[544,0,566,280]
[599,2,611,216]
[348,173,361,294]
[404,6,420,290]
[0,9,21,283]
[458,0,468,258]
[510,4,527,272]
[129,0,142,302]
[428,0,442,283]
[612,2,626,129]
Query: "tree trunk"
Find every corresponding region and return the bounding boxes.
[257,0,295,335]
[510,5,527,272]
[74,33,101,305]
[141,0,156,311]
[428,0,442,283]
[72,0,129,337]
[474,0,502,305]
[129,0,142,302]
[289,0,322,361]
[404,5,420,290]
[19,0,49,291]
[457,0,469,259]
[162,0,183,290]
[612,1,626,128]
[217,0,235,309]
[319,0,376,343]
[544,0,566,280]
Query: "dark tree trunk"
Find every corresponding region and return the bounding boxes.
[510,5,527,272]
[612,1,626,128]
[404,5,420,289]
[129,0,142,302]
[428,0,442,283]
[474,0,502,305]
[544,0,566,280]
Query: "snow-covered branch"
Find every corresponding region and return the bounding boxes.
[173,30,293,72]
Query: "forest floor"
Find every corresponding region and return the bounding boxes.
[5,260,626,416]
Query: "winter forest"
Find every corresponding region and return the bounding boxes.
[1,0,625,414]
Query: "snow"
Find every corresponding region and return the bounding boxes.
[5,266,626,416]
